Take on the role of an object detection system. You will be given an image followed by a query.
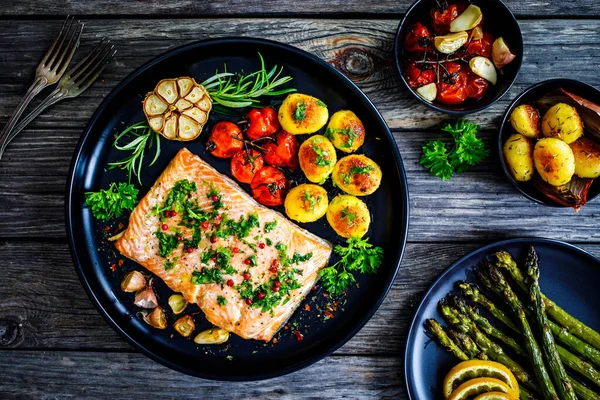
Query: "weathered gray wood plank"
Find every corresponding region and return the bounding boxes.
[0,351,402,399]
[0,0,597,17]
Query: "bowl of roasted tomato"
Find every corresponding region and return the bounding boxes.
[395,0,523,113]
[498,79,600,210]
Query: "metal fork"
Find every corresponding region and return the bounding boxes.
[0,17,83,159]
[0,38,116,157]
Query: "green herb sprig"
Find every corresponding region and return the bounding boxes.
[84,182,139,221]
[419,120,488,180]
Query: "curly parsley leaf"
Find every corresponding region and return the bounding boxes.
[85,182,139,221]
[419,120,488,180]
[294,101,306,122]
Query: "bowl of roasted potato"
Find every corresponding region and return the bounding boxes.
[498,79,600,209]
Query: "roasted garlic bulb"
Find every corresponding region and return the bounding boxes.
[143,77,212,141]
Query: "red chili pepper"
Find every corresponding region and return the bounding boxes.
[246,107,280,141]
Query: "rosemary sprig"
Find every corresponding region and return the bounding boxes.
[107,121,161,184]
[201,53,296,108]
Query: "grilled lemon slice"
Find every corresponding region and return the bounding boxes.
[448,378,516,400]
[473,392,516,400]
[443,361,519,399]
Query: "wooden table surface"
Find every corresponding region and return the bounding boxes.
[1,1,600,398]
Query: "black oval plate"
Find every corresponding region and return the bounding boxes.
[66,37,409,380]
[404,238,600,399]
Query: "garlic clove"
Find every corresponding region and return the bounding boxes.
[185,86,206,104]
[174,315,195,338]
[177,77,194,97]
[434,31,469,54]
[416,83,438,103]
[175,98,193,111]
[121,271,147,292]
[193,327,230,345]
[148,116,164,132]
[168,294,188,315]
[469,56,498,85]
[492,37,516,69]
[178,115,201,140]
[470,26,483,41]
[450,5,483,33]
[183,107,208,124]
[163,116,178,139]
[143,94,168,116]
[134,279,158,308]
[156,79,179,104]
[143,306,167,329]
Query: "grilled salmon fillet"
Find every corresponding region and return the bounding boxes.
[115,148,332,341]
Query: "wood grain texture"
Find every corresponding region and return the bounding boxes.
[0,0,597,17]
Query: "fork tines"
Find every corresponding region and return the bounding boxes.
[40,16,84,77]
[64,37,116,90]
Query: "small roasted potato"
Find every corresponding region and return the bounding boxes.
[332,155,382,196]
[326,195,371,239]
[284,184,329,223]
[325,110,366,153]
[278,93,329,135]
[541,102,584,144]
[570,137,600,178]
[503,134,534,182]
[298,135,337,183]
[510,105,541,138]
[534,138,575,186]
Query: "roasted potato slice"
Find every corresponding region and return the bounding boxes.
[284,184,329,223]
[326,195,370,239]
[570,137,600,178]
[541,102,584,144]
[503,134,534,182]
[325,110,366,153]
[278,93,328,135]
[534,138,575,186]
[510,105,541,138]
[298,135,337,183]
[332,154,382,196]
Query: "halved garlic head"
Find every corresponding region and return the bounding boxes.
[168,294,188,315]
[193,327,230,345]
[143,77,212,141]
[174,315,195,338]
[434,31,469,54]
[492,37,516,69]
[469,57,498,85]
[416,83,437,103]
[450,5,483,32]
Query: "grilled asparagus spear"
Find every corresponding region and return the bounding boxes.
[456,281,519,333]
[447,327,488,360]
[425,319,469,361]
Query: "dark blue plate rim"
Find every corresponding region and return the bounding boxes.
[404,237,600,399]
[65,37,410,381]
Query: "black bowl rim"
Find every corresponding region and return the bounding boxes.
[394,0,523,115]
[497,78,600,207]
[403,236,600,400]
[64,36,410,381]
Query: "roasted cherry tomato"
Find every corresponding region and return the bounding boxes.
[404,58,435,89]
[466,73,489,101]
[246,107,281,141]
[436,62,468,105]
[431,4,464,34]
[206,121,244,158]
[250,166,288,206]
[262,132,299,170]
[466,32,493,58]
[231,149,265,184]
[404,22,432,53]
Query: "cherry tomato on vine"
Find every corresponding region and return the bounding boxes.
[404,22,432,53]
[431,4,463,34]
[246,107,281,141]
[206,121,244,158]
[262,132,299,170]
[250,166,289,206]
[466,31,493,58]
[466,72,489,101]
[231,149,265,184]
[404,58,436,88]
[436,62,468,105]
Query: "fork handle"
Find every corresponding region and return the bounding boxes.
[0,77,48,159]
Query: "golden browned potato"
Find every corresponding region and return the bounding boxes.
[325,110,366,153]
[284,184,329,223]
[278,93,329,135]
[332,154,382,196]
[503,134,534,182]
[534,138,575,186]
[570,137,600,178]
[326,195,370,239]
[541,102,584,144]
[510,104,541,138]
[298,135,337,183]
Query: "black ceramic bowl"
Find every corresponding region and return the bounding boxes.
[498,79,600,207]
[394,0,523,114]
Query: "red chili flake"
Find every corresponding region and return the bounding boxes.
[258,242,265,249]
[304,304,311,312]
[258,292,265,300]
[269,266,278,274]
[201,221,209,229]
[246,298,253,305]
[272,338,278,344]
[161,224,168,231]
[170,210,177,217]
[177,235,183,242]
[118,223,125,230]
[325,311,335,319]
[110,263,116,272]
[244,258,251,265]
[210,235,217,244]
[103,226,111,231]
[212,195,219,202]
[272,259,280,267]
[118,259,124,267]
[311,286,317,291]
[227,279,234,287]
[187,247,193,254]
[273,280,281,288]
[164,210,171,218]
[294,330,304,341]
[233,247,239,253]
[243,273,251,280]
[323,293,329,297]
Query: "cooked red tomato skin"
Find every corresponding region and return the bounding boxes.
[231,149,264,184]
[466,31,493,58]
[250,166,288,206]
[404,58,436,89]
[262,132,299,170]
[404,22,432,53]
[246,107,281,141]
[207,121,244,158]
[466,73,489,100]
[431,3,463,34]
[436,62,469,105]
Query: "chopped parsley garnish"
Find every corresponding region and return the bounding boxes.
[191,267,224,285]
[312,145,331,167]
[236,279,254,299]
[180,200,217,227]
[293,101,306,122]
[319,237,384,297]
[206,182,224,210]
[248,254,258,267]
[265,238,273,246]
[290,252,313,264]
[275,242,312,267]
[316,99,327,108]
[302,190,316,211]
[164,258,177,271]
[340,208,357,226]
[339,172,351,186]
[217,296,228,306]
[213,212,260,240]
[183,227,202,249]
[264,220,278,233]
[350,165,373,175]
[324,127,358,149]
[152,179,197,217]
[155,230,180,258]
[85,182,139,221]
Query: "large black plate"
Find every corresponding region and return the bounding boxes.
[66,37,409,380]
[405,238,600,399]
